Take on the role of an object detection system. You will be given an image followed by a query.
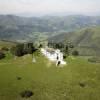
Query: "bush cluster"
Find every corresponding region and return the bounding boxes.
[10,43,37,57]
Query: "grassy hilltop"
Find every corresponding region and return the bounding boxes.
[0,49,100,100]
[0,23,100,100]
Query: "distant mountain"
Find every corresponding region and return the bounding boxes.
[0,15,100,42]
[49,26,100,56]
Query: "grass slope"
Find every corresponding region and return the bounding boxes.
[0,52,100,100]
[49,26,100,56]
[0,40,16,49]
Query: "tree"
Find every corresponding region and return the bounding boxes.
[11,43,37,57]
[10,44,24,57]
[26,43,33,54]
[15,44,24,56]
[28,46,33,54]
[65,45,68,52]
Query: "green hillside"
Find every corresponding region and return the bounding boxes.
[0,15,100,42]
[0,40,16,49]
[0,52,100,100]
[49,26,100,56]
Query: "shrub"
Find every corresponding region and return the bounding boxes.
[63,55,67,59]
[17,76,22,80]
[0,52,5,59]
[1,47,9,51]
[72,50,79,56]
[79,82,86,88]
[20,90,34,98]
[88,57,100,63]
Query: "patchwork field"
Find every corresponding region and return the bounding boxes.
[0,52,100,100]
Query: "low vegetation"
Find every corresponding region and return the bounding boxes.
[10,43,37,57]
[0,47,100,100]
[88,57,100,63]
[20,90,34,98]
[72,50,79,56]
[0,51,5,59]
[0,40,16,49]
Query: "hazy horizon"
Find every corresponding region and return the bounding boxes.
[0,0,100,17]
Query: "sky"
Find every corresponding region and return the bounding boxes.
[0,0,100,16]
